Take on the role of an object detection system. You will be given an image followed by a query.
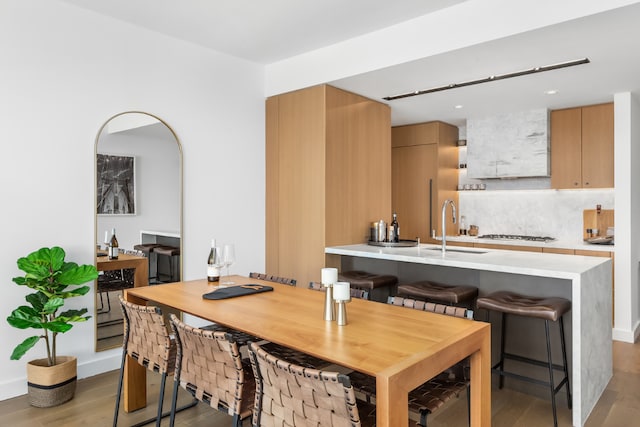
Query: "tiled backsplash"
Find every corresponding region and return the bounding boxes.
[459,189,615,241]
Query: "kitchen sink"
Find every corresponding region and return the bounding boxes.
[423,247,488,254]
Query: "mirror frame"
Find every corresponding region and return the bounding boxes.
[93,111,183,352]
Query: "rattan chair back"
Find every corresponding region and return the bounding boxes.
[169,314,254,425]
[309,281,369,299]
[249,272,296,286]
[118,295,175,375]
[248,341,365,427]
[388,296,473,319]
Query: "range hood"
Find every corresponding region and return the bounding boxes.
[466,109,550,179]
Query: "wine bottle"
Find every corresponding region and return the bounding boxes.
[207,239,221,282]
[108,228,119,260]
[391,212,400,242]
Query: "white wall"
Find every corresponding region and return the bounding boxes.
[0,0,265,400]
[613,92,640,342]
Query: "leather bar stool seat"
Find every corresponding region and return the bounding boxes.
[133,243,162,255]
[476,290,572,427]
[338,270,398,302]
[397,280,478,308]
[154,245,180,283]
[477,291,570,321]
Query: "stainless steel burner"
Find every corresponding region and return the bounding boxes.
[477,234,556,243]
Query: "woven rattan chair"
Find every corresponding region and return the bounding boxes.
[248,341,378,427]
[168,314,255,427]
[202,273,297,346]
[113,296,196,427]
[97,269,135,313]
[308,281,370,299]
[249,272,297,286]
[348,296,472,427]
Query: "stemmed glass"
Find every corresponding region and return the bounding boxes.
[221,244,235,285]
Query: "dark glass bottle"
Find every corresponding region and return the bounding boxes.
[391,212,400,243]
[207,239,220,282]
[108,228,119,260]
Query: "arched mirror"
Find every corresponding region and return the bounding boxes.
[94,111,183,352]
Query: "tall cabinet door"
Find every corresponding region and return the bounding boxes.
[551,107,582,189]
[392,144,437,242]
[582,103,614,188]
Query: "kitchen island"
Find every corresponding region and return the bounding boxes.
[326,243,612,427]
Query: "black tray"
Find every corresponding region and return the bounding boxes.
[203,284,273,300]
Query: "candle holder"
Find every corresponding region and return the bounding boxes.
[323,284,336,321]
[333,281,351,326]
[335,298,350,326]
[321,268,338,321]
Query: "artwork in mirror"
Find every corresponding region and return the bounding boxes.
[94,111,182,352]
[97,154,136,215]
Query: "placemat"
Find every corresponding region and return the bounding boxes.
[203,284,274,300]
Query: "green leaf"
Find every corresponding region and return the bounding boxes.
[43,319,73,333]
[58,285,91,299]
[43,297,64,314]
[58,308,88,318]
[10,336,41,360]
[25,292,47,312]
[58,265,98,285]
[6,306,43,329]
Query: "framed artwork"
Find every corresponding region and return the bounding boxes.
[97,154,136,215]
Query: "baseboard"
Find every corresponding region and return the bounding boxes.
[612,322,640,343]
[0,351,122,402]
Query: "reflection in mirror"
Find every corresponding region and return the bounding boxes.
[94,112,182,352]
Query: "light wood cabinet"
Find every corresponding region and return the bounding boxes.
[266,85,391,286]
[551,103,614,189]
[392,122,458,242]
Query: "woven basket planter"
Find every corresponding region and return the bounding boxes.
[26,356,77,408]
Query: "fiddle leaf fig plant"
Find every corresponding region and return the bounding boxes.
[7,246,98,366]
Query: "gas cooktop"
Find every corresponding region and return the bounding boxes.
[477,234,556,243]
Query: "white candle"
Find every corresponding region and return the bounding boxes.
[333,281,350,301]
[321,268,338,286]
[104,230,109,244]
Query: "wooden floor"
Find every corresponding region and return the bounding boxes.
[1,340,638,426]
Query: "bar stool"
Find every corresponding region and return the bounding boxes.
[338,270,397,302]
[133,243,161,282]
[397,280,478,310]
[153,245,180,283]
[477,291,572,427]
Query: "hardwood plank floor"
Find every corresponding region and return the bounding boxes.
[1,340,638,426]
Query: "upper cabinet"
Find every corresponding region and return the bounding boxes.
[266,85,391,286]
[466,109,550,178]
[392,121,458,241]
[551,103,614,189]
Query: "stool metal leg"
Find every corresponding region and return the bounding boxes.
[545,320,559,427]
[559,316,572,409]
[498,312,507,389]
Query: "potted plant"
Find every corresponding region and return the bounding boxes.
[6,246,98,407]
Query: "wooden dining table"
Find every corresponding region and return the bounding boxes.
[124,276,491,426]
[96,252,149,287]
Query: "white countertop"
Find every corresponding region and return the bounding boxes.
[326,243,611,280]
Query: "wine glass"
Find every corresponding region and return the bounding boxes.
[221,244,236,285]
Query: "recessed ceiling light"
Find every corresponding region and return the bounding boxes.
[383,58,589,101]
[545,89,559,95]
[454,105,464,109]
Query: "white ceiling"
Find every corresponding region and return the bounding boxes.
[59,0,640,127]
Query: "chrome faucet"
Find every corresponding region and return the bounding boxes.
[441,199,457,254]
